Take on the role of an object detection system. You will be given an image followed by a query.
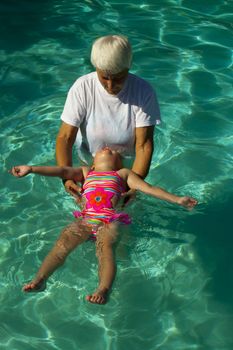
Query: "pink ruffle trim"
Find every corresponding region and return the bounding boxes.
[73,211,131,225]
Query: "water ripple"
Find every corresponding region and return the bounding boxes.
[1,0,233,349]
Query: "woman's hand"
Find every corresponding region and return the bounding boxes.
[10,166,32,177]
[121,188,136,206]
[177,196,198,209]
[63,179,83,203]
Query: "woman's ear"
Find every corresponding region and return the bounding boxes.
[91,164,95,170]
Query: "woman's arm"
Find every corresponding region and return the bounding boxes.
[123,169,197,209]
[56,121,83,197]
[56,122,78,167]
[122,125,154,204]
[132,126,154,179]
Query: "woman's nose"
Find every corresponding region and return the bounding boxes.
[106,79,114,90]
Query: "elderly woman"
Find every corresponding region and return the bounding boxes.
[56,35,161,197]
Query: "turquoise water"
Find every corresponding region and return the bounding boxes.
[1,0,233,349]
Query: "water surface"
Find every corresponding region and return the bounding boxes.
[1,0,233,349]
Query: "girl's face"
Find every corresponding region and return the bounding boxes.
[93,147,123,169]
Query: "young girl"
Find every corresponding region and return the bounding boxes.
[10,147,197,304]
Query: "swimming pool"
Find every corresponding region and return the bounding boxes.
[1,0,233,349]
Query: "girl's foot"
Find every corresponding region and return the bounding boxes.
[86,288,109,304]
[23,277,46,293]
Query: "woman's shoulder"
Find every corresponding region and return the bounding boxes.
[128,73,154,92]
[71,72,98,89]
[122,73,156,104]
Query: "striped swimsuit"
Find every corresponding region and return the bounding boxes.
[73,170,131,236]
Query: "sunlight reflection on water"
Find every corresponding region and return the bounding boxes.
[1,0,233,349]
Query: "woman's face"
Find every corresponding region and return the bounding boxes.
[96,68,128,95]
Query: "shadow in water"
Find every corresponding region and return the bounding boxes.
[185,187,233,309]
[0,0,54,52]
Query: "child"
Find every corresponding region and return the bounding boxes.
[10,147,197,304]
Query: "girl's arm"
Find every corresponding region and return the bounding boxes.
[123,169,197,209]
[10,165,85,183]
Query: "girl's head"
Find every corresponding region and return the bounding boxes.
[93,147,123,171]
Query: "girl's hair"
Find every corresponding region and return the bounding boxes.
[90,35,132,74]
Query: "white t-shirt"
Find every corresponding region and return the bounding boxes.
[61,72,161,164]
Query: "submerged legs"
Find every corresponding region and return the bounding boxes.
[23,221,90,292]
[23,220,122,305]
[86,223,119,304]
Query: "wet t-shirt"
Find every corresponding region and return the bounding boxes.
[61,72,161,164]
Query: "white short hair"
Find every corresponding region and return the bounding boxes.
[90,35,132,74]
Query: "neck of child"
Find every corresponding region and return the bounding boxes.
[93,159,119,171]
[94,165,116,172]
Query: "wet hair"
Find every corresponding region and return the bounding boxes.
[90,35,132,74]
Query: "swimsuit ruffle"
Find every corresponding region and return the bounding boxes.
[73,210,131,225]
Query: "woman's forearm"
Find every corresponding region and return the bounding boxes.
[132,145,153,179]
[56,137,73,167]
[132,126,154,178]
[55,123,78,167]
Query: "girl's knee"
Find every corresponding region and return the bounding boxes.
[96,241,115,260]
[54,240,71,260]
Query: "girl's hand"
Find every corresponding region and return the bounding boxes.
[177,196,198,209]
[10,165,32,177]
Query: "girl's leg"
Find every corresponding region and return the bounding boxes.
[86,223,119,304]
[23,221,91,292]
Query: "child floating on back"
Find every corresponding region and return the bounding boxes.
[10,147,197,304]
